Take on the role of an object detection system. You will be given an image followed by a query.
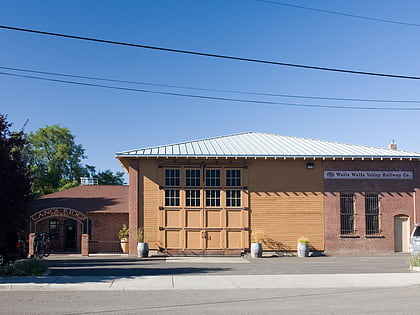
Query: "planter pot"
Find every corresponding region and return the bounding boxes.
[297,243,309,257]
[250,242,263,258]
[137,242,149,258]
[120,238,129,254]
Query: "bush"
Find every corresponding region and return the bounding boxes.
[410,255,420,268]
[0,258,48,276]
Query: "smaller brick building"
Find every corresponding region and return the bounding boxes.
[29,185,128,254]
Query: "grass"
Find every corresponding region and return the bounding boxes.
[410,255,420,269]
[0,258,48,276]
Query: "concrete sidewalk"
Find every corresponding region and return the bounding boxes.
[1,272,420,291]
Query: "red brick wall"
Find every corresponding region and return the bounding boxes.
[324,160,419,255]
[89,213,129,253]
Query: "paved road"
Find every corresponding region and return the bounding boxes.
[1,254,419,314]
[45,253,412,276]
[2,287,420,314]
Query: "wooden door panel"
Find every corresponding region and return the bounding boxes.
[186,210,201,228]
[165,210,182,228]
[227,231,242,249]
[165,230,181,248]
[206,231,222,249]
[227,210,242,228]
[206,210,222,228]
[186,230,201,249]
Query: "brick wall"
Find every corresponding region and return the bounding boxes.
[324,160,419,255]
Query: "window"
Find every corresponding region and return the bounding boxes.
[165,169,180,186]
[49,219,59,240]
[226,170,241,187]
[226,190,241,207]
[186,190,200,207]
[186,169,200,187]
[206,190,220,207]
[365,192,379,235]
[205,169,220,187]
[340,192,355,235]
[165,189,180,206]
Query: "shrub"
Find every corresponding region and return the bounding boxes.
[298,237,310,245]
[118,224,129,240]
[410,255,420,268]
[0,258,48,276]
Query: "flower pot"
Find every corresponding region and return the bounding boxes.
[250,242,263,258]
[297,242,309,257]
[137,242,149,258]
[120,238,129,254]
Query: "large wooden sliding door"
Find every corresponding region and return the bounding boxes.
[159,166,249,255]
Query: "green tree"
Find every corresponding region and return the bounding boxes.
[28,125,86,196]
[0,114,31,229]
[85,165,126,185]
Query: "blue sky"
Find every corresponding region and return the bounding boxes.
[2,0,420,176]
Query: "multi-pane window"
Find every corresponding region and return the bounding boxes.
[186,190,200,207]
[165,169,180,186]
[340,192,355,235]
[165,189,180,206]
[226,190,241,207]
[206,169,220,187]
[49,219,59,240]
[206,190,220,207]
[226,170,241,187]
[365,192,379,235]
[186,169,200,187]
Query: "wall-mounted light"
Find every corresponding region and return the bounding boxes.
[306,162,315,169]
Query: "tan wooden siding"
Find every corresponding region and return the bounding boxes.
[248,160,324,251]
[140,160,160,249]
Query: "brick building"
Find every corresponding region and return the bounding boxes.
[29,185,128,254]
[29,132,420,256]
[116,132,420,255]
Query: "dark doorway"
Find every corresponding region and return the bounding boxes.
[64,219,77,251]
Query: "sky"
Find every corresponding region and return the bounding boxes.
[2,0,420,177]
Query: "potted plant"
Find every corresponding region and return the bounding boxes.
[297,237,310,257]
[117,224,129,254]
[250,230,264,258]
[137,227,149,258]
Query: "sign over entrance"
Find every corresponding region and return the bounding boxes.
[324,171,413,180]
[31,207,88,223]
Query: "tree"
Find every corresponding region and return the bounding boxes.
[28,125,86,196]
[0,114,31,229]
[85,166,125,185]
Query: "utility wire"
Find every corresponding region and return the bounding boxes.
[257,0,420,27]
[1,25,420,80]
[3,65,420,104]
[2,70,420,111]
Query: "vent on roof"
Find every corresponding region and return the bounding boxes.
[388,140,397,150]
[80,177,98,185]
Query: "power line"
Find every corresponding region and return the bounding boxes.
[2,70,420,111]
[3,65,420,104]
[1,25,420,80]
[257,0,420,27]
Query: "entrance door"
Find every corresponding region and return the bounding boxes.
[161,207,249,254]
[64,220,77,251]
[394,215,410,252]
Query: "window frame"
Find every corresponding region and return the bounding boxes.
[340,192,355,235]
[186,189,201,207]
[365,192,380,235]
[165,189,180,207]
[205,189,221,207]
[165,169,180,187]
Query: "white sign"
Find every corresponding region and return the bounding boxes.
[324,171,413,179]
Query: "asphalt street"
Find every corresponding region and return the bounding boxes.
[1,254,419,314]
[45,253,412,277]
